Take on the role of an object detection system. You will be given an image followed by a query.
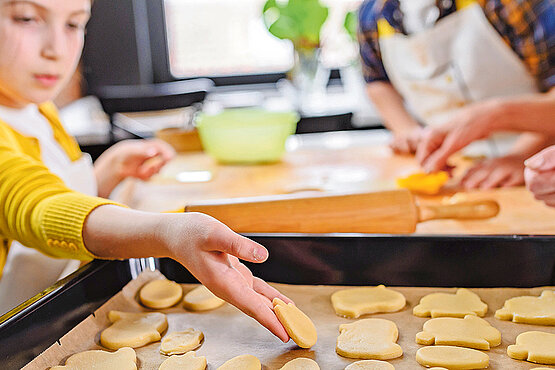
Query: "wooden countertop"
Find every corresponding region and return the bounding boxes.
[113,130,555,235]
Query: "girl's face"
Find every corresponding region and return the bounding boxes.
[0,0,90,108]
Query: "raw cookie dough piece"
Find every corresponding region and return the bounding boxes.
[396,171,449,195]
[415,315,501,350]
[217,354,261,370]
[139,279,183,309]
[160,328,204,355]
[280,357,320,370]
[344,360,395,369]
[50,347,136,370]
[507,331,555,365]
[159,351,206,370]
[183,285,225,311]
[331,285,406,318]
[413,288,488,318]
[100,311,168,349]
[336,318,403,360]
[495,290,555,325]
[273,298,317,348]
[416,346,489,369]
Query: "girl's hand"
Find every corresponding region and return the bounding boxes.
[459,155,525,190]
[95,139,175,198]
[525,146,555,207]
[416,100,503,172]
[163,212,292,342]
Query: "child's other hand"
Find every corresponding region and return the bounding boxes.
[390,127,423,154]
[459,155,525,190]
[109,139,175,181]
[164,212,292,342]
[525,146,555,207]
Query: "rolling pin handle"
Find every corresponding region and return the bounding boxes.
[418,200,500,222]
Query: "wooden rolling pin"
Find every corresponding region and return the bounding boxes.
[183,189,500,234]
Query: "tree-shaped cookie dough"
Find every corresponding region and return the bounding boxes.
[413,288,487,318]
[331,285,406,318]
[416,315,501,350]
[100,311,168,349]
[507,331,555,365]
[336,318,403,360]
[495,290,555,325]
[50,347,136,370]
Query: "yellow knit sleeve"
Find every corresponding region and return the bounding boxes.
[0,142,121,260]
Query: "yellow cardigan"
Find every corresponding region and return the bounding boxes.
[0,102,119,277]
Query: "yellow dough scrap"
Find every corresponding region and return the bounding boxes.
[158,351,206,370]
[413,288,487,318]
[344,360,395,369]
[416,346,489,369]
[160,328,204,355]
[183,285,225,311]
[50,347,136,370]
[273,298,317,348]
[279,357,320,370]
[100,311,168,350]
[507,331,555,365]
[495,290,555,325]
[331,285,406,318]
[336,318,403,360]
[217,354,261,370]
[139,279,183,309]
[396,171,449,195]
[415,315,501,350]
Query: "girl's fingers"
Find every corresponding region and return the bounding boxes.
[253,277,294,305]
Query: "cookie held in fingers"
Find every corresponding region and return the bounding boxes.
[273,298,317,348]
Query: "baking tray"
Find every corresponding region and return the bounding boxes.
[1,234,554,368]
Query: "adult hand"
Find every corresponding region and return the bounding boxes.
[459,155,525,190]
[390,127,424,154]
[524,146,555,207]
[416,100,502,172]
[164,212,292,342]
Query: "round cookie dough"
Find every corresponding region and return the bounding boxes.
[50,347,136,370]
[100,311,168,350]
[416,345,489,369]
[279,357,320,369]
[159,351,206,370]
[183,285,225,311]
[139,279,183,309]
[160,328,204,355]
[217,354,261,370]
[273,298,317,349]
[331,285,406,318]
[336,318,402,360]
[413,288,488,318]
[344,360,395,369]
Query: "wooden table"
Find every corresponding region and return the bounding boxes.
[113,130,555,235]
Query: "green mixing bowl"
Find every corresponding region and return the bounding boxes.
[195,108,299,164]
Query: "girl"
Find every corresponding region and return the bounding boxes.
[0,0,290,342]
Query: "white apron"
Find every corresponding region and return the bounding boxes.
[0,106,97,315]
[378,0,539,156]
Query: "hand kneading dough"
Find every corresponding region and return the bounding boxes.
[100,311,168,349]
[183,285,225,311]
[50,347,136,370]
[416,346,489,369]
[217,354,261,370]
[160,328,204,355]
[279,357,320,369]
[158,351,206,370]
[507,331,555,365]
[273,298,317,348]
[336,318,403,360]
[416,315,501,350]
[495,290,555,325]
[344,360,395,369]
[413,288,487,318]
[139,279,183,309]
[331,285,406,318]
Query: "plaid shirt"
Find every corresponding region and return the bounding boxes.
[358,0,555,91]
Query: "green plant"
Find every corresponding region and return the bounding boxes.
[343,10,358,42]
[262,0,329,51]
